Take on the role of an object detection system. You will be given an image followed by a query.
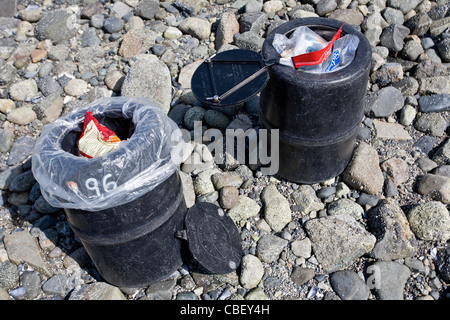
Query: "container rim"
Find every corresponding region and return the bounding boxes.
[263,17,372,82]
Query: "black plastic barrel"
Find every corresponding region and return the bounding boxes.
[65,171,187,288]
[260,18,372,184]
[36,98,189,288]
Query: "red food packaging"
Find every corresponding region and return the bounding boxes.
[78,111,121,158]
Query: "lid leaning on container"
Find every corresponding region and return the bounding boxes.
[191,18,369,108]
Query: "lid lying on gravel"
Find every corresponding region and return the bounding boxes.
[177,202,243,275]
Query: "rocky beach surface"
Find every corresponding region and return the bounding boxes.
[0,0,450,301]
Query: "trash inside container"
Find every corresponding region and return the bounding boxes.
[191,18,372,184]
[32,97,242,287]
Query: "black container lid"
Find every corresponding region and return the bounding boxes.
[191,49,270,107]
[182,202,242,274]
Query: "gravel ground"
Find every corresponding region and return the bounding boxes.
[0,0,449,303]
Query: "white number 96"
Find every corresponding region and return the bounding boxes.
[85,174,117,197]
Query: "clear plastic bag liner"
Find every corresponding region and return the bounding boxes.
[32,97,184,211]
[299,34,360,73]
[272,26,359,73]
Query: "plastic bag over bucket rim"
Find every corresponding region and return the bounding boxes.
[32,97,184,212]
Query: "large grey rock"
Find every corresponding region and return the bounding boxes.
[193,168,220,196]
[8,170,36,192]
[261,184,291,232]
[327,9,364,25]
[369,261,410,300]
[42,275,70,296]
[0,128,14,153]
[235,31,265,52]
[0,63,16,86]
[32,94,64,124]
[8,79,38,102]
[414,113,447,137]
[304,215,376,273]
[367,199,417,261]
[436,246,450,282]
[0,261,19,290]
[121,54,172,113]
[437,37,450,63]
[118,29,158,59]
[134,0,160,20]
[364,86,404,117]
[7,135,36,166]
[417,174,450,203]
[239,12,268,34]
[418,94,450,113]
[380,24,410,52]
[239,254,264,289]
[178,17,211,40]
[215,12,239,50]
[74,46,106,75]
[330,270,370,300]
[327,198,364,221]
[34,10,77,43]
[3,230,52,277]
[342,142,384,195]
[291,185,324,214]
[290,267,315,286]
[256,234,288,263]
[179,170,195,208]
[386,0,421,14]
[405,12,433,36]
[228,195,261,224]
[6,106,37,125]
[407,201,450,241]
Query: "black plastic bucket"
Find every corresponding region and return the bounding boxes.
[33,98,243,288]
[260,18,372,184]
[64,171,187,288]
